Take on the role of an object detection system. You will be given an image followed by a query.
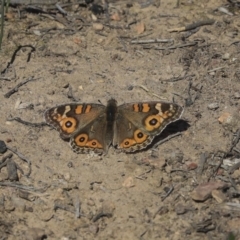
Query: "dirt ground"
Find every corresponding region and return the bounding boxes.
[0,0,240,239]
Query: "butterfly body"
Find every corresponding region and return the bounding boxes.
[44,99,183,154]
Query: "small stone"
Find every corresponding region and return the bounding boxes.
[234,92,240,99]
[187,162,198,170]
[122,176,135,188]
[0,140,7,153]
[175,203,187,215]
[222,53,230,60]
[191,181,228,202]
[110,12,121,21]
[218,112,240,132]
[63,172,71,181]
[207,103,219,110]
[92,23,104,31]
[89,224,99,234]
[218,112,231,124]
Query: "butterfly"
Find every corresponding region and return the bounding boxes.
[44,99,183,154]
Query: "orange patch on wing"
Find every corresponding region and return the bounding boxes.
[85,105,92,113]
[133,104,140,112]
[142,103,150,112]
[75,105,83,114]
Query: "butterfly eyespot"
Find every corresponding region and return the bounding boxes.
[65,121,73,128]
[79,136,86,142]
[75,133,88,146]
[149,118,158,126]
[137,132,144,138]
[91,141,97,146]
[134,130,148,143]
[144,115,161,131]
[124,140,130,146]
[61,117,77,133]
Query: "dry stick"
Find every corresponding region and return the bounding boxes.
[162,74,195,82]
[131,38,173,44]
[7,117,46,127]
[4,77,39,98]
[0,181,46,192]
[55,2,67,15]
[207,66,225,73]
[1,45,36,74]
[154,41,197,50]
[1,0,66,5]
[7,146,31,177]
[168,19,215,32]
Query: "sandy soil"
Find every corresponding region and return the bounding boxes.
[0,0,240,239]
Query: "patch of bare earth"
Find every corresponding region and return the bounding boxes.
[0,0,240,239]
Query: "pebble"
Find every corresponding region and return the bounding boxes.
[234,92,240,99]
[92,23,104,31]
[207,102,219,110]
[0,140,7,153]
[222,53,230,60]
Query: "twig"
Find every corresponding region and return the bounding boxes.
[7,117,46,127]
[161,74,195,82]
[168,19,215,32]
[0,0,68,5]
[92,212,113,222]
[1,45,36,74]
[55,2,67,15]
[7,145,31,177]
[131,38,173,44]
[207,66,225,73]
[0,182,46,192]
[4,77,40,98]
[154,41,197,50]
